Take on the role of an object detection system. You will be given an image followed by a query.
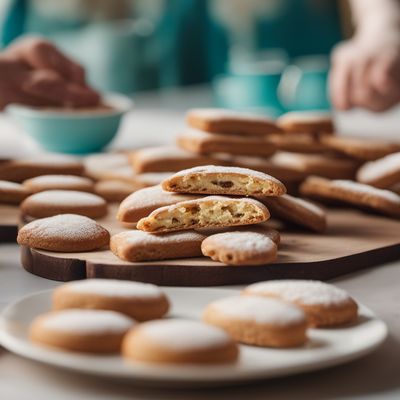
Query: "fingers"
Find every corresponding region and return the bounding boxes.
[22,70,100,108]
[369,51,400,95]
[7,36,86,85]
[329,49,352,110]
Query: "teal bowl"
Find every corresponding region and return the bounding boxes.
[6,93,133,154]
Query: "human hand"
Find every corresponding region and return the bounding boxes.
[330,36,400,112]
[0,36,100,110]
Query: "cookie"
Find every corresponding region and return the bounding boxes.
[268,132,328,153]
[356,152,400,188]
[133,172,174,187]
[136,196,270,233]
[0,155,84,182]
[162,166,286,196]
[17,214,110,252]
[186,108,280,136]
[130,146,228,173]
[53,279,169,321]
[203,296,307,348]
[271,152,358,180]
[177,129,276,157]
[122,319,239,364]
[117,185,202,224]
[231,155,307,182]
[29,309,134,353]
[94,180,136,202]
[300,176,400,218]
[23,175,94,193]
[83,153,130,180]
[0,180,30,204]
[243,280,358,327]
[391,183,400,195]
[21,190,108,219]
[201,231,278,265]
[320,135,400,161]
[277,111,334,135]
[258,194,327,232]
[110,230,206,262]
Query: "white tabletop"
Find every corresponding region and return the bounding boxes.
[0,86,399,400]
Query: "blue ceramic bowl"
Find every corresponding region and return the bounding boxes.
[6,93,133,154]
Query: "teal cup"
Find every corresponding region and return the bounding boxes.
[6,93,133,154]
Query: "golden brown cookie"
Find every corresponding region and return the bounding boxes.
[23,174,94,193]
[133,172,175,187]
[21,190,108,219]
[243,280,358,327]
[117,185,202,224]
[186,108,280,136]
[300,176,400,218]
[201,231,278,265]
[122,319,239,364]
[94,180,136,202]
[30,309,134,353]
[320,135,400,161]
[17,214,110,252]
[83,152,130,180]
[130,146,228,173]
[271,152,359,180]
[0,180,30,204]
[203,296,307,348]
[162,165,286,196]
[53,279,169,321]
[356,152,400,188]
[177,129,276,157]
[277,111,334,135]
[258,194,327,232]
[136,196,270,233]
[268,132,328,153]
[0,155,84,182]
[110,229,206,262]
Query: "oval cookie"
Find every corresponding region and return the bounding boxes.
[0,180,30,204]
[23,175,94,193]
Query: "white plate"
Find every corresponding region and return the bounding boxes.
[0,287,387,386]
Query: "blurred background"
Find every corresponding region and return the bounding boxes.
[0,0,352,116]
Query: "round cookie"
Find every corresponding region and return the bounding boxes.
[21,190,108,219]
[29,309,134,353]
[203,296,307,348]
[243,280,358,327]
[23,175,95,193]
[122,319,239,364]
[94,180,136,202]
[201,231,278,265]
[0,180,30,204]
[53,279,169,321]
[17,214,110,252]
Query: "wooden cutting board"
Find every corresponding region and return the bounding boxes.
[20,207,400,286]
[0,205,19,242]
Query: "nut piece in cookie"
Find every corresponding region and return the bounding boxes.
[110,230,205,261]
[53,279,169,321]
[17,214,110,252]
[21,190,108,219]
[356,152,400,188]
[300,176,400,218]
[136,196,270,233]
[0,180,30,204]
[243,280,358,327]
[258,194,327,233]
[201,231,278,265]
[122,319,239,364]
[162,165,286,196]
[186,108,280,136]
[30,309,134,353]
[203,296,308,348]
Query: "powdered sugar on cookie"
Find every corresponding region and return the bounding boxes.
[357,152,400,182]
[25,190,105,206]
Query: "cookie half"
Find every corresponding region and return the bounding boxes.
[53,279,169,321]
[17,214,110,252]
[203,296,307,348]
[110,230,205,261]
[243,280,358,327]
[136,196,270,233]
[122,319,239,364]
[162,165,286,196]
[30,309,134,353]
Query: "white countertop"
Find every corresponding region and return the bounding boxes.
[0,86,399,400]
